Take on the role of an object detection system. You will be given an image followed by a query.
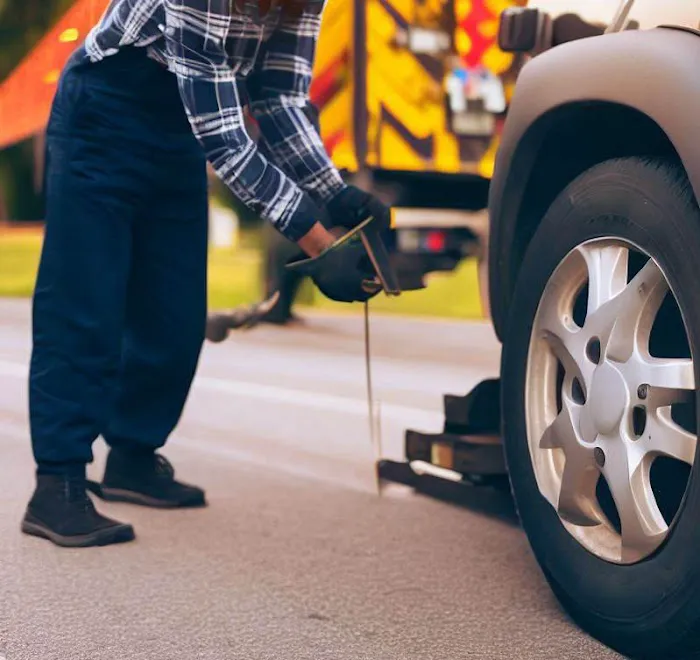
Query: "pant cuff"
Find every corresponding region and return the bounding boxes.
[105,437,160,455]
[36,461,86,478]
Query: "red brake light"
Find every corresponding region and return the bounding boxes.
[425,230,446,252]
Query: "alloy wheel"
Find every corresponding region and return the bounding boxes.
[525,238,697,564]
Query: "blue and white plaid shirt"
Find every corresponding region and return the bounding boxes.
[83,0,346,241]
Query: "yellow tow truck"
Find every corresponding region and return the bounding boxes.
[0,0,526,303]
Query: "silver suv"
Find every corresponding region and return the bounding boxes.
[490,1,700,657]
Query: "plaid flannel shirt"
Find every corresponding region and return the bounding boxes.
[83,0,346,241]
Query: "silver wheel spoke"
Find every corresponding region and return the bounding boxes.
[623,355,695,408]
[558,453,601,527]
[535,243,594,389]
[640,357,694,390]
[540,396,601,526]
[540,395,578,450]
[604,259,669,363]
[540,326,587,393]
[642,408,697,465]
[641,357,693,402]
[577,404,598,444]
[603,439,667,563]
[579,243,628,315]
[646,386,694,409]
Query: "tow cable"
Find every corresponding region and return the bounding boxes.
[286,216,405,466]
[204,216,408,470]
[364,299,380,463]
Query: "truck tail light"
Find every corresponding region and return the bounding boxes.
[424,230,446,253]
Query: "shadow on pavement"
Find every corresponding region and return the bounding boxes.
[378,460,519,527]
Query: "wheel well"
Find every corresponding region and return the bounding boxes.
[507,102,683,299]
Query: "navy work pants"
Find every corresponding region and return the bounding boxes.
[29,46,208,474]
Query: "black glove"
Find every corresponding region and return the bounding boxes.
[291,226,382,304]
[285,186,393,304]
[325,185,392,232]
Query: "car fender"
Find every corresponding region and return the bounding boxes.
[488,26,700,340]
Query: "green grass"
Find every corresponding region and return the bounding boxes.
[208,245,263,310]
[0,230,43,297]
[0,229,484,319]
[311,258,483,318]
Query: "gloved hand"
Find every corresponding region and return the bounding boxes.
[291,226,382,303]
[286,185,394,304]
[325,185,392,232]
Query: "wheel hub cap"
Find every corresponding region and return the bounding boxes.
[589,364,628,435]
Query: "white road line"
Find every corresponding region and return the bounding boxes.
[0,415,372,474]
[0,359,443,431]
[0,360,27,379]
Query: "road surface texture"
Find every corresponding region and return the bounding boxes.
[0,298,621,660]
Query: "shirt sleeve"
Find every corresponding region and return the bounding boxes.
[245,6,347,207]
[163,0,321,241]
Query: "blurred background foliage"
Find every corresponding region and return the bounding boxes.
[0,0,482,318]
[0,0,75,81]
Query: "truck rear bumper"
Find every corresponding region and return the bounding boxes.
[390,208,490,313]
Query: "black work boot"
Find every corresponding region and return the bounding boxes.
[22,474,135,548]
[88,448,207,509]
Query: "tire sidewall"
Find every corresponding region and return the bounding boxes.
[501,158,700,656]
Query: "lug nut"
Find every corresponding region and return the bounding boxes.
[594,447,606,468]
[637,384,648,400]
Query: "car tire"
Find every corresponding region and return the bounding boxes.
[501,157,700,659]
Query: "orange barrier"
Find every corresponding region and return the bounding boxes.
[0,0,109,149]
[0,0,341,155]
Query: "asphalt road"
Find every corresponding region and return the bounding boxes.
[0,298,622,660]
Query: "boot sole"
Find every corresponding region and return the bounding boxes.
[88,482,207,509]
[21,518,135,548]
